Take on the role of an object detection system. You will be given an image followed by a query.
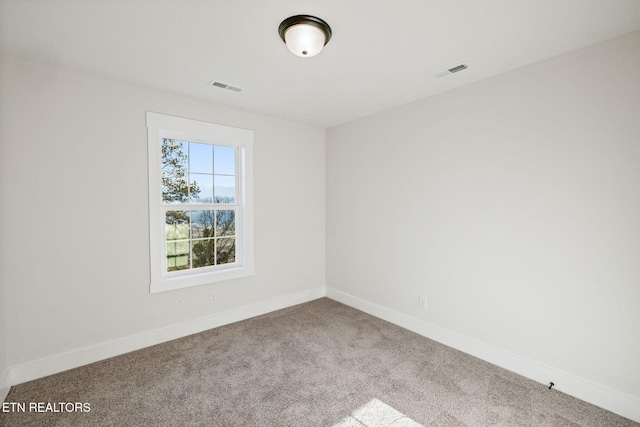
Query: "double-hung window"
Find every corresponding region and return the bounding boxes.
[147,112,254,293]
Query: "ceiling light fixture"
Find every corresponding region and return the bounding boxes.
[278,15,332,58]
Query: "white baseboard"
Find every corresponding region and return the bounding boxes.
[326,287,640,424]
[5,287,326,390]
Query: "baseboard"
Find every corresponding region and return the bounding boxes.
[6,286,326,388]
[326,287,640,424]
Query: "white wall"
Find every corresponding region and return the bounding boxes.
[0,58,10,399]
[0,255,7,400]
[0,56,325,371]
[327,31,640,401]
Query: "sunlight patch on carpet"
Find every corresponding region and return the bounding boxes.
[332,398,424,427]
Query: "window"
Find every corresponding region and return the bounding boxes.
[147,112,254,293]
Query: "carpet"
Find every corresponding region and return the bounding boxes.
[1,298,637,426]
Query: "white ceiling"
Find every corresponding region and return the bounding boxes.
[2,0,640,128]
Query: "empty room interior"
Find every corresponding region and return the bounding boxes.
[1,1,639,425]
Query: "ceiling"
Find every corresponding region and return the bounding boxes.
[1,1,640,128]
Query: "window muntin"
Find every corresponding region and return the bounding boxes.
[165,209,236,272]
[147,112,253,293]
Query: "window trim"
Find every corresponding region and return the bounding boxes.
[147,112,254,293]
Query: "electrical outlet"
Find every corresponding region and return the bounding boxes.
[418,296,427,310]
[209,292,217,304]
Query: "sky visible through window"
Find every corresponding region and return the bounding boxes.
[163,140,236,203]
[189,141,236,203]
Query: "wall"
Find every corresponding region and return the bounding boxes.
[327,31,640,406]
[0,257,7,400]
[0,57,9,399]
[0,56,325,377]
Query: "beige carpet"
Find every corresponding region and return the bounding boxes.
[1,298,637,426]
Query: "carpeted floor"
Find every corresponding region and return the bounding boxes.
[1,298,637,426]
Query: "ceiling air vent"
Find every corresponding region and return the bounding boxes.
[434,63,469,78]
[209,81,243,92]
[448,64,468,73]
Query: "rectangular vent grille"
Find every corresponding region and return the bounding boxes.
[434,63,469,78]
[210,81,243,92]
[448,64,468,73]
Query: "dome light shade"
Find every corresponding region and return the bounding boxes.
[278,15,332,58]
[284,24,326,57]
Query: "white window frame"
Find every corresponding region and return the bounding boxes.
[147,112,254,293]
